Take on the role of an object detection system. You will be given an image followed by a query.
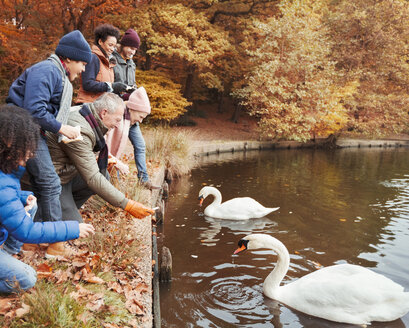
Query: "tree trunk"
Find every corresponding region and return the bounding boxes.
[217,91,224,113]
[183,66,195,101]
[231,101,241,123]
[145,52,151,70]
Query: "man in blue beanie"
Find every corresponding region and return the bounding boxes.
[6,30,92,258]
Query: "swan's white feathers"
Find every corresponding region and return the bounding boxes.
[280,264,409,324]
[199,187,279,220]
[239,234,409,324]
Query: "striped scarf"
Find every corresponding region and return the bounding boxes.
[79,104,108,171]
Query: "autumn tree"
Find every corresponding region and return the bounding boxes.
[134,70,191,121]
[0,0,142,100]
[326,0,409,136]
[118,2,231,102]
[235,0,348,141]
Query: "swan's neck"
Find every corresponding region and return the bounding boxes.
[208,188,222,207]
[263,238,290,298]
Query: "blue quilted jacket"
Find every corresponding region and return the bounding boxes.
[0,166,79,246]
[6,59,64,134]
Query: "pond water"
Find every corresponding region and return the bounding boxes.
[158,148,409,328]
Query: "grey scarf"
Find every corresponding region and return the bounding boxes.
[47,54,73,142]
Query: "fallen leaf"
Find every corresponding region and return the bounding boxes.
[0,297,15,315]
[339,218,347,222]
[15,303,30,317]
[86,298,104,312]
[108,281,123,293]
[72,260,87,268]
[83,274,104,284]
[50,269,68,284]
[90,254,101,268]
[37,262,53,278]
[134,282,149,294]
[77,311,93,324]
[103,323,120,328]
[125,297,144,316]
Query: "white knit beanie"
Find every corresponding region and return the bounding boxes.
[127,86,151,114]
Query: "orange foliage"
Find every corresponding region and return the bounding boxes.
[0,0,145,101]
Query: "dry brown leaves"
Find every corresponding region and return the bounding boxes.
[1,209,151,326]
[0,297,30,323]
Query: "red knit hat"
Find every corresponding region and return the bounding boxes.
[120,29,140,49]
[127,87,151,114]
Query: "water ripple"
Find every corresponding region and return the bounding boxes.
[173,275,275,327]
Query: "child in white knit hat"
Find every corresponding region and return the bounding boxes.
[105,87,160,190]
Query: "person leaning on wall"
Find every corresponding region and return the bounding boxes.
[46,92,155,222]
[76,23,125,104]
[0,104,95,294]
[6,30,92,259]
[106,28,160,190]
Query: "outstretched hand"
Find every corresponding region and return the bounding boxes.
[124,200,155,219]
[25,194,37,211]
[60,125,81,139]
[78,223,95,238]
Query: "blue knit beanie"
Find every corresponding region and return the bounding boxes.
[55,30,92,63]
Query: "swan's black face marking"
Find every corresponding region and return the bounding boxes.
[198,195,204,206]
[234,239,249,254]
[238,239,249,249]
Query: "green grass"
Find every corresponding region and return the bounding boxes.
[6,281,95,328]
[2,280,135,328]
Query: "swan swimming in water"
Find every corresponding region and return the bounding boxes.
[234,233,409,325]
[198,186,279,220]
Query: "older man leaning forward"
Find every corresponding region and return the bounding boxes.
[46,92,154,226]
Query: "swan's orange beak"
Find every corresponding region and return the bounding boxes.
[198,196,204,207]
[234,244,246,254]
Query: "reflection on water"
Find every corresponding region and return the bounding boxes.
[159,148,409,327]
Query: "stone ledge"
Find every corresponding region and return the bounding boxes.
[192,138,409,157]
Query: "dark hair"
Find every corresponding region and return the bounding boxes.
[94,24,120,44]
[0,104,40,174]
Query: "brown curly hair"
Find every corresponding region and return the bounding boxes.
[0,104,40,174]
[94,24,120,44]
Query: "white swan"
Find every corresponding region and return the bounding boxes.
[234,233,409,325]
[198,186,279,220]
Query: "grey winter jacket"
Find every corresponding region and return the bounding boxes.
[112,51,136,86]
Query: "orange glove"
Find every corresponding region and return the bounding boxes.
[124,200,155,219]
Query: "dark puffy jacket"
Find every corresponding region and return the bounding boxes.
[6,60,64,134]
[0,166,79,246]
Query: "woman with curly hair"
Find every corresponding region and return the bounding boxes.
[76,23,125,104]
[0,104,95,294]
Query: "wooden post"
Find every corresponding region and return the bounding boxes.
[155,200,165,224]
[162,181,169,199]
[160,246,172,282]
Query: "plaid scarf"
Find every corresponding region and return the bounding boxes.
[79,104,108,171]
